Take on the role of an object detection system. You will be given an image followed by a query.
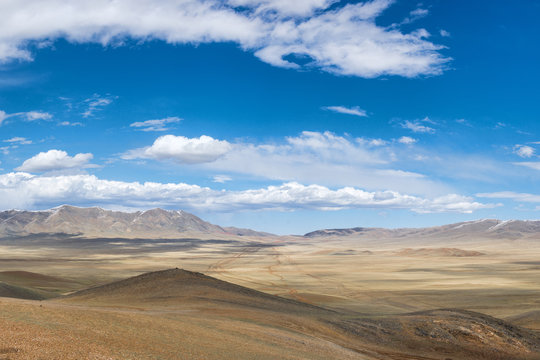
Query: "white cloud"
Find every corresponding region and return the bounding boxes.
[229,0,337,16]
[440,29,451,37]
[82,94,116,117]
[58,121,83,126]
[0,172,493,213]
[513,162,540,171]
[0,110,52,125]
[157,131,452,195]
[213,175,232,183]
[367,138,387,146]
[130,116,182,132]
[25,111,53,121]
[4,137,32,145]
[401,119,435,133]
[396,7,429,26]
[513,144,535,158]
[0,111,8,125]
[324,105,367,117]
[122,131,458,196]
[455,118,472,127]
[123,135,232,164]
[410,8,429,17]
[0,0,449,78]
[398,136,416,145]
[16,150,94,173]
[477,191,540,203]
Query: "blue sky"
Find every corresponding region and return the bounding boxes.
[0,0,539,234]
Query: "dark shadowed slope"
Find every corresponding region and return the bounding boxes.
[0,282,47,300]
[507,310,540,332]
[0,271,85,297]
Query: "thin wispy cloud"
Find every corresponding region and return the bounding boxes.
[0,0,449,78]
[130,117,182,132]
[213,175,232,183]
[400,119,435,133]
[324,106,367,117]
[4,137,32,145]
[513,162,540,171]
[455,118,472,127]
[58,121,83,126]
[477,191,540,203]
[82,94,116,118]
[394,7,429,26]
[0,109,52,125]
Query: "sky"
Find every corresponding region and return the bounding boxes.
[0,0,539,234]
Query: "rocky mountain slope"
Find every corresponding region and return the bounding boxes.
[0,205,230,238]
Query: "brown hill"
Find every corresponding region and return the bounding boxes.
[3,269,534,360]
[331,309,540,360]
[61,268,330,314]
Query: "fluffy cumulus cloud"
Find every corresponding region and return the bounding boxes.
[16,150,93,173]
[0,0,448,78]
[324,106,367,117]
[123,135,232,164]
[130,117,182,132]
[0,172,493,213]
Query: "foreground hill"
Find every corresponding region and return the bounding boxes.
[0,205,269,239]
[61,268,328,315]
[1,269,539,359]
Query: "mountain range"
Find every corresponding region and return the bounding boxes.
[0,205,538,240]
[0,205,272,239]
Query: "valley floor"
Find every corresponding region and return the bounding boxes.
[1,233,540,359]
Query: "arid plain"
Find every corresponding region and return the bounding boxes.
[1,207,539,359]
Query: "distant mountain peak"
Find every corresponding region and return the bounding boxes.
[0,206,275,239]
[304,219,540,240]
[0,206,227,239]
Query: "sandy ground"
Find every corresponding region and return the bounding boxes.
[0,297,367,360]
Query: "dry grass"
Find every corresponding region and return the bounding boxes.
[1,232,540,358]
